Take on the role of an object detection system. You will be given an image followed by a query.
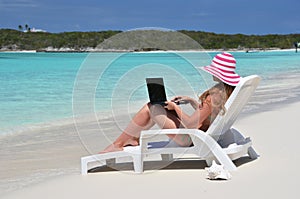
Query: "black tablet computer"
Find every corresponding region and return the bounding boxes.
[146,77,167,106]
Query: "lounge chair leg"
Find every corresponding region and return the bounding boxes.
[132,155,143,174]
[248,147,259,159]
[161,154,173,161]
[81,158,88,175]
[205,158,214,167]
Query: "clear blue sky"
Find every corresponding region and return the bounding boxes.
[1,0,300,35]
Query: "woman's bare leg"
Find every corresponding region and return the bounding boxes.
[100,103,155,153]
[150,106,192,147]
[100,103,192,153]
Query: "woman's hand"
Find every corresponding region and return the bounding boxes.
[170,96,190,105]
[164,101,177,110]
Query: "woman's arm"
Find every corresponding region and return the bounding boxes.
[165,98,212,129]
[171,96,201,110]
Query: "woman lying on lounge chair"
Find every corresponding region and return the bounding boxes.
[100,52,241,153]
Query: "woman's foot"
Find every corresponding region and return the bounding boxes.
[123,138,139,147]
[99,138,139,154]
[99,143,123,154]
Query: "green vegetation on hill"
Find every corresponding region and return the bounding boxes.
[0,29,299,51]
[0,29,121,51]
[179,30,300,50]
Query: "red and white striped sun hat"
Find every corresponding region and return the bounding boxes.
[201,52,241,86]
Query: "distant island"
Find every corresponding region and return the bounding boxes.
[0,29,300,52]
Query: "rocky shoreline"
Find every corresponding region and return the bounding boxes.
[0,47,290,53]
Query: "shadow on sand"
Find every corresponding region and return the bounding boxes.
[88,156,256,173]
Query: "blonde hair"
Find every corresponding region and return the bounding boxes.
[199,83,235,115]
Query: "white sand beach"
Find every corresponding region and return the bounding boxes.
[1,100,299,199]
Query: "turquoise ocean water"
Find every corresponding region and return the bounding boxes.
[0,50,300,135]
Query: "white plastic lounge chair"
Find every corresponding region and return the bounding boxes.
[139,75,261,172]
[81,75,260,174]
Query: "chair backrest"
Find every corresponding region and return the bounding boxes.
[207,75,261,140]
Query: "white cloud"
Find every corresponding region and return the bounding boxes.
[0,0,38,8]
